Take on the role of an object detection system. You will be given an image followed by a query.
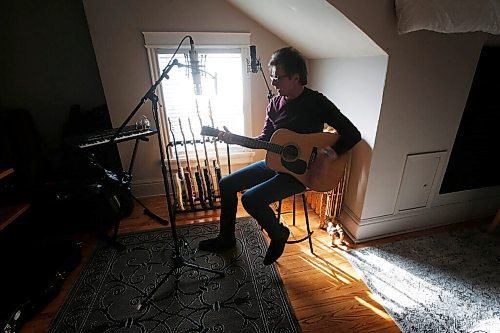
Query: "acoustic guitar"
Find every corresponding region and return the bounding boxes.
[200,126,348,192]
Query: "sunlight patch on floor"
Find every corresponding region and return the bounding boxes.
[355,295,393,320]
[347,250,446,315]
[296,248,358,286]
[468,317,500,332]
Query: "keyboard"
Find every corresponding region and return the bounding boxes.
[71,125,157,149]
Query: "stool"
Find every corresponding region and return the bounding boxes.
[276,192,314,254]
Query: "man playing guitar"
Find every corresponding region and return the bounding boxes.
[198,47,361,265]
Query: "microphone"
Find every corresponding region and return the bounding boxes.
[250,45,259,73]
[189,37,202,95]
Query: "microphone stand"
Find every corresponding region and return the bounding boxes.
[137,58,225,310]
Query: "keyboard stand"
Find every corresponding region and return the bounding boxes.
[122,136,169,226]
[83,134,168,251]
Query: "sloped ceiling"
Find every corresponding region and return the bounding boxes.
[226,0,386,59]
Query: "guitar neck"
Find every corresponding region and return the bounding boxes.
[230,133,282,154]
[181,138,192,170]
[171,144,182,172]
[200,126,283,154]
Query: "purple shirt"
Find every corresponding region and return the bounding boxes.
[257,87,361,155]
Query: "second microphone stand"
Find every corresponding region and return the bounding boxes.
[249,52,274,103]
[259,64,274,103]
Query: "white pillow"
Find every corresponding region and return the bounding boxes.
[395,0,500,34]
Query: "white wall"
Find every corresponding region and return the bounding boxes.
[309,57,388,148]
[309,56,388,220]
[327,0,500,241]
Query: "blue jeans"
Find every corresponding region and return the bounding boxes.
[218,160,306,240]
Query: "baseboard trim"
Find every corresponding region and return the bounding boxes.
[340,199,498,243]
[130,178,166,198]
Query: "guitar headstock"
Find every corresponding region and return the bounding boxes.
[200,126,221,138]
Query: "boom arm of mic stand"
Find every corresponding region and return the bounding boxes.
[113,59,181,226]
[115,59,180,137]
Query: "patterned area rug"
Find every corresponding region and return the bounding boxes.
[48,217,301,333]
[343,227,500,333]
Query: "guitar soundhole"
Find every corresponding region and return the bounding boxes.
[282,144,298,161]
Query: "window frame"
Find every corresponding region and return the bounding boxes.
[143,32,254,167]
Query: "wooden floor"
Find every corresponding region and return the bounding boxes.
[19,195,491,333]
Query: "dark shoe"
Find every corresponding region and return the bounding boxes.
[263,227,290,265]
[198,235,236,252]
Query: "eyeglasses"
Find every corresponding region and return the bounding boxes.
[270,74,288,82]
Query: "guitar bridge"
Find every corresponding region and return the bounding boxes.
[309,147,318,168]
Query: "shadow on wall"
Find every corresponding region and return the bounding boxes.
[344,139,373,218]
[0,107,48,195]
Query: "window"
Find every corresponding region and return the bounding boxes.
[143,32,253,166]
[157,50,243,144]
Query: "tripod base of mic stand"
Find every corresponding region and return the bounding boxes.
[137,253,224,310]
[143,208,168,225]
[130,193,169,225]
